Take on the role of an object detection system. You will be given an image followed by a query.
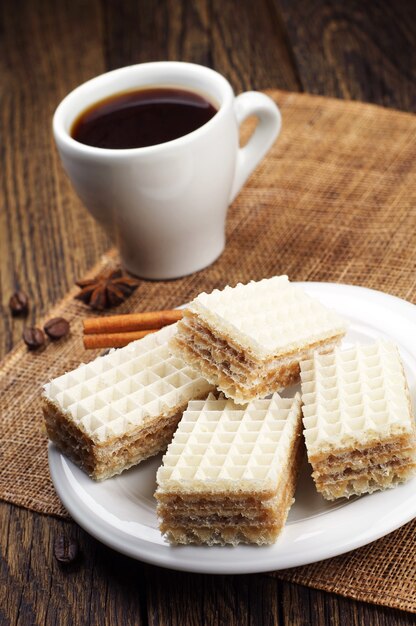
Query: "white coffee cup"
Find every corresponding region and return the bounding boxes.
[53,62,281,279]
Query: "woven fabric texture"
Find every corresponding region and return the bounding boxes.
[1,90,415,611]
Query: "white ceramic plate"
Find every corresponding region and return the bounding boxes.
[48,282,416,574]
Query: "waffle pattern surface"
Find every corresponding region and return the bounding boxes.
[155,392,303,545]
[170,276,346,403]
[301,341,416,499]
[43,324,213,480]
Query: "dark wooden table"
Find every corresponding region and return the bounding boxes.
[1,1,415,623]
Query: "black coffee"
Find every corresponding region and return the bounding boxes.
[71,87,218,149]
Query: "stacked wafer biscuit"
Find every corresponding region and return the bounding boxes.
[155,392,303,545]
[170,276,346,404]
[43,324,213,480]
[301,341,416,500]
[43,275,416,547]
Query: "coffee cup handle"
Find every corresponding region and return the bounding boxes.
[229,92,281,204]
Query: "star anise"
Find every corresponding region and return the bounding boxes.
[75,268,140,310]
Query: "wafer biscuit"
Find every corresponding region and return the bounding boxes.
[170,276,346,403]
[155,391,303,545]
[43,324,213,480]
[301,341,416,500]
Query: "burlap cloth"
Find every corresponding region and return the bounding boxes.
[1,91,415,612]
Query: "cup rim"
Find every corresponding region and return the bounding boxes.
[53,61,234,157]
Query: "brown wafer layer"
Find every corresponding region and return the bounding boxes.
[315,458,416,484]
[317,463,416,500]
[312,444,416,479]
[160,463,298,546]
[172,325,341,403]
[44,398,182,480]
[307,433,416,466]
[162,525,282,546]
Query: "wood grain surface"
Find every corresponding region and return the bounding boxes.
[1,0,415,624]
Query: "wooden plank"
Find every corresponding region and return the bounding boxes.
[209,0,302,92]
[0,502,146,625]
[145,566,282,626]
[275,0,416,111]
[101,0,301,92]
[280,581,413,626]
[0,0,110,359]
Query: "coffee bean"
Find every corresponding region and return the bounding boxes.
[9,291,29,316]
[54,535,79,565]
[23,327,45,350]
[44,317,70,340]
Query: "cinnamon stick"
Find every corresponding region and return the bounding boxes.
[83,329,157,350]
[83,309,183,335]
